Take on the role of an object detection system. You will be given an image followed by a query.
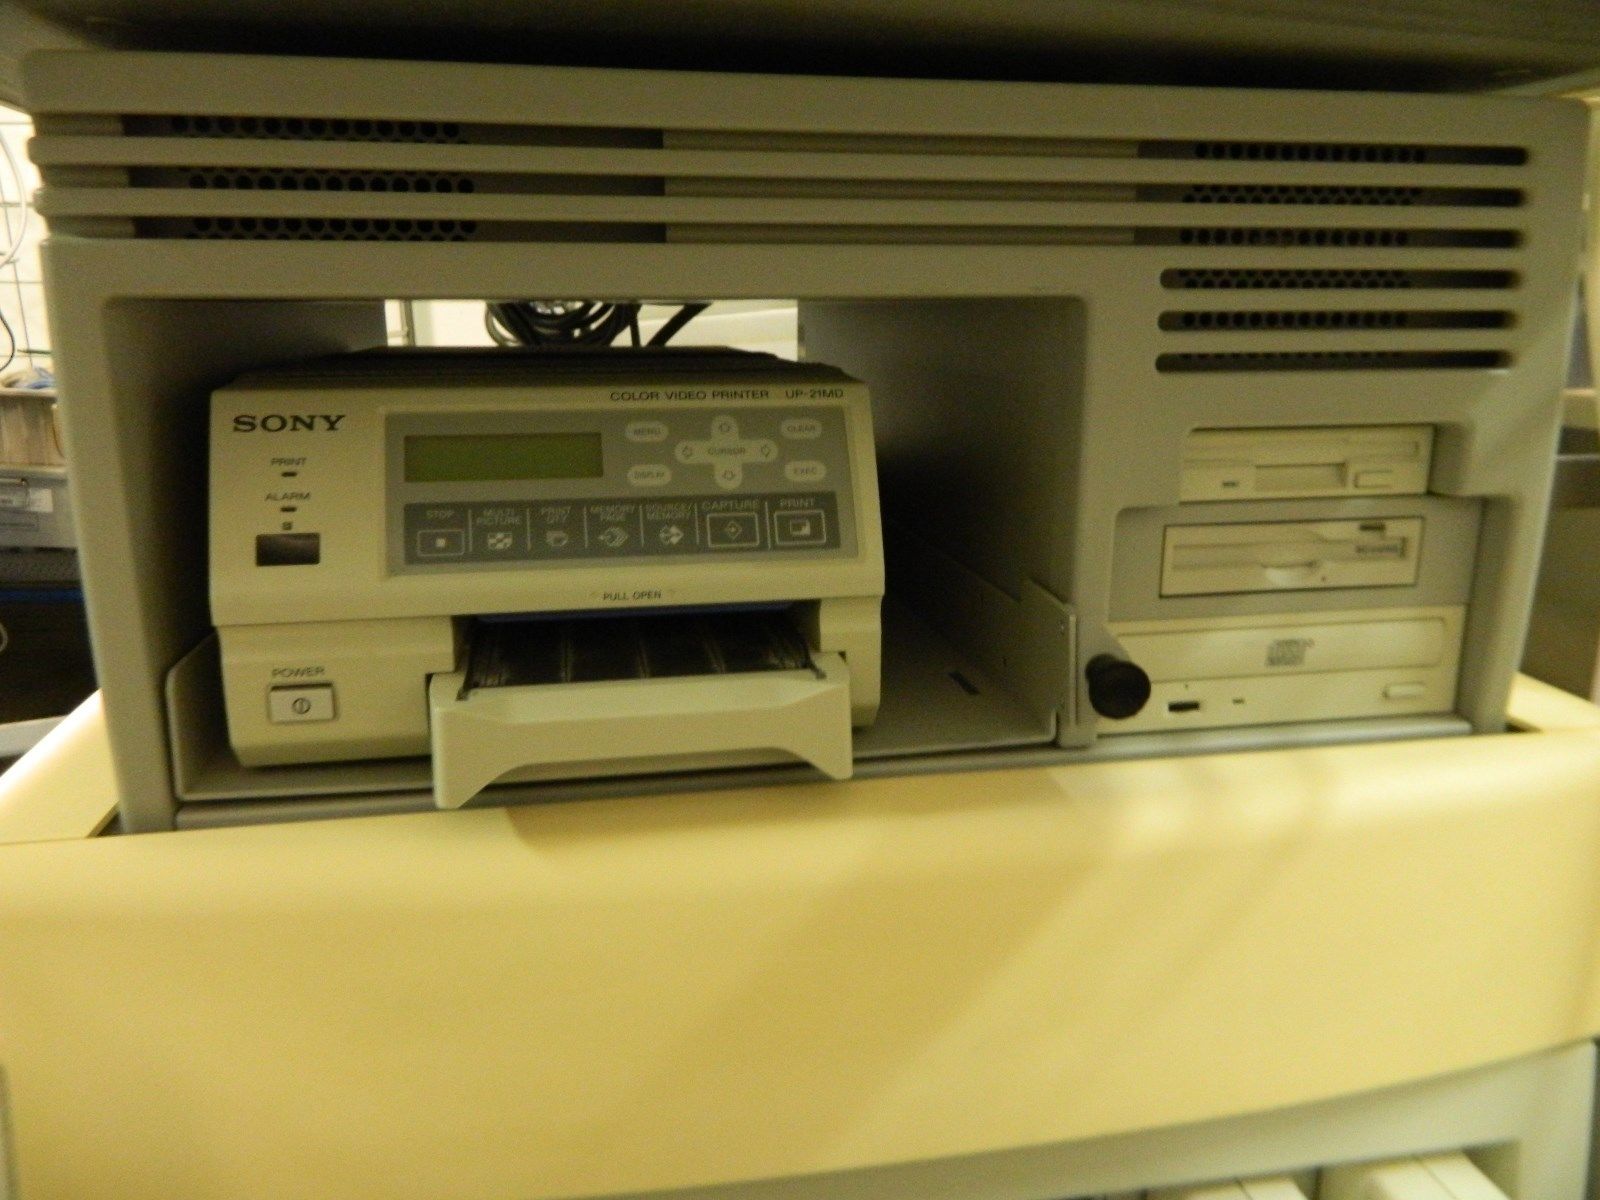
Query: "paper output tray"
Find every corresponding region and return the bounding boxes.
[428,653,854,809]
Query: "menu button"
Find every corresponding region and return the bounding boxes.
[626,421,669,443]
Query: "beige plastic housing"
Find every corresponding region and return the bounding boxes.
[1323,1154,1510,1200]
[20,49,1587,828]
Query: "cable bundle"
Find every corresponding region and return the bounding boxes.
[486,301,708,349]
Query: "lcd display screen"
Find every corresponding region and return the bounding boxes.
[404,432,604,482]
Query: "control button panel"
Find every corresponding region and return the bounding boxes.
[388,404,857,572]
[402,492,841,563]
[269,683,336,723]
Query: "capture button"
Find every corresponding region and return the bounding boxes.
[626,420,669,443]
[784,460,827,483]
[706,512,761,549]
[269,684,335,724]
[781,417,823,440]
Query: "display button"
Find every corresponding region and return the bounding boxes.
[781,417,823,440]
[784,460,827,483]
[256,532,321,566]
[626,420,670,443]
[706,512,762,549]
[710,414,740,439]
[416,529,466,558]
[627,464,672,487]
[715,464,744,490]
[269,684,335,724]
[773,509,828,547]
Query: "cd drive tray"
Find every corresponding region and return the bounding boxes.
[429,611,853,808]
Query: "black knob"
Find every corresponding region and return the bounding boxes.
[1086,654,1151,720]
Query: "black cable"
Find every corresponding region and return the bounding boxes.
[482,300,709,349]
[647,303,710,347]
[0,309,18,378]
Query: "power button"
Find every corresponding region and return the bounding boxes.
[268,684,335,723]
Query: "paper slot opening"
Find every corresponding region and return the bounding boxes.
[463,608,813,691]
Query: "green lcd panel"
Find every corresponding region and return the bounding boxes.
[405,432,604,482]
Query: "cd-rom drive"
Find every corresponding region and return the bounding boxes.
[1106,607,1464,734]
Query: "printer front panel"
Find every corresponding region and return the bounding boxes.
[206,360,885,787]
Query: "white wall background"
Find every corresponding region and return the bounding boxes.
[0,106,47,374]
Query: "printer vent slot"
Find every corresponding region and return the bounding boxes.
[128,114,471,143]
[1162,268,1518,290]
[1142,139,1528,166]
[1156,350,1510,372]
[1160,309,1512,332]
[1156,227,1518,249]
[171,216,479,241]
[1159,183,1520,207]
[157,166,478,194]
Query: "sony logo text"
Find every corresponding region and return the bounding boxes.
[232,414,347,432]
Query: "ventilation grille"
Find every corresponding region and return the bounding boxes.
[180,216,479,241]
[1165,228,1515,248]
[1164,184,1517,207]
[155,167,478,194]
[1143,139,1527,166]
[23,112,1535,249]
[1162,268,1518,290]
[1160,309,1511,331]
[126,115,467,143]
[1156,350,1509,372]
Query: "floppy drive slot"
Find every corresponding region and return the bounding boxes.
[1180,425,1433,501]
[429,611,853,809]
[1161,518,1423,596]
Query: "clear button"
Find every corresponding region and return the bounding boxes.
[781,417,823,440]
